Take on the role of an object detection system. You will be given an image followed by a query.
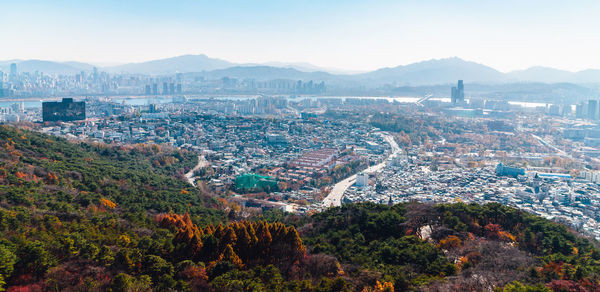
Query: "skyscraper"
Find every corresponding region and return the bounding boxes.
[451,87,457,104]
[588,100,597,120]
[9,63,17,81]
[163,82,169,95]
[576,103,585,119]
[451,80,464,104]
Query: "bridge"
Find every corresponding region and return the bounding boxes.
[415,94,433,106]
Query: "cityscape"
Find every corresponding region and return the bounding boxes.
[4,75,600,241]
[4,0,600,291]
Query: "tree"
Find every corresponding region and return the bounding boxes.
[17,241,54,277]
[0,245,16,288]
[0,274,5,292]
[111,273,134,292]
[500,281,550,291]
[223,244,244,268]
[111,273,152,292]
[438,235,462,250]
[546,280,586,292]
[142,255,174,281]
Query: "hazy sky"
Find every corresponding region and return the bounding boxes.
[2,0,600,72]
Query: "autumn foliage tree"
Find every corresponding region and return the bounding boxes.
[157,213,306,275]
[438,235,462,250]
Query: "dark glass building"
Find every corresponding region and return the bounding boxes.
[42,98,86,122]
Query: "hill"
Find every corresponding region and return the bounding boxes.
[7,55,600,85]
[0,125,225,290]
[0,60,95,75]
[1,125,599,291]
[506,67,600,84]
[190,65,336,81]
[294,202,600,291]
[104,54,234,75]
[355,57,506,85]
[506,67,574,83]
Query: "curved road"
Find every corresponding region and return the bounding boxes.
[185,155,208,186]
[322,133,401,207]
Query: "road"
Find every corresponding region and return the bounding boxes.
[531,134,568,157]
[322,133,401,207]
[184,155,208,186]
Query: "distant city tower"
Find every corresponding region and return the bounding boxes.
[9,63,17,81]
[451,80,465,105]
[588,99,598,120]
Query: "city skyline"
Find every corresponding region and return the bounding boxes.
[2,0,600,72]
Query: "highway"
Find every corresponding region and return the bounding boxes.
[322,132,401,207]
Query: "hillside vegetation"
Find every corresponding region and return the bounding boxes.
[300,202,600,291]
[0,125,599,291]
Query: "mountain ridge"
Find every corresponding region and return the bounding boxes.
[3,55,600,85]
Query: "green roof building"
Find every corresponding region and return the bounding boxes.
[235,173,278,192]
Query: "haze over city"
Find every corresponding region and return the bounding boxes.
[3,0,600,72]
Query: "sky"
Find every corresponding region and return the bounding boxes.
[2,0,600,72]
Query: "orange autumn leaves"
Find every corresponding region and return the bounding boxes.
[157,213,306,270]
[361,280,395,292]
[438,235,462,250]
[484,223,517,242]
[437,224,517,251]
[100,198,117,209]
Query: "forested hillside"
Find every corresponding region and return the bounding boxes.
[299,202,600,291]
[0,126,358,291]
[1,125,599,291]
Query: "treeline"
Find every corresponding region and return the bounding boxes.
[152,214,366,291]
[157,213,305,272]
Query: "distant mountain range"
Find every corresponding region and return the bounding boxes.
[104,54,234,75]
[505,66,600,84]
[355,57,506,85]
[3,55,600,85]
[192,66,336,82]
[0,60,94,75]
